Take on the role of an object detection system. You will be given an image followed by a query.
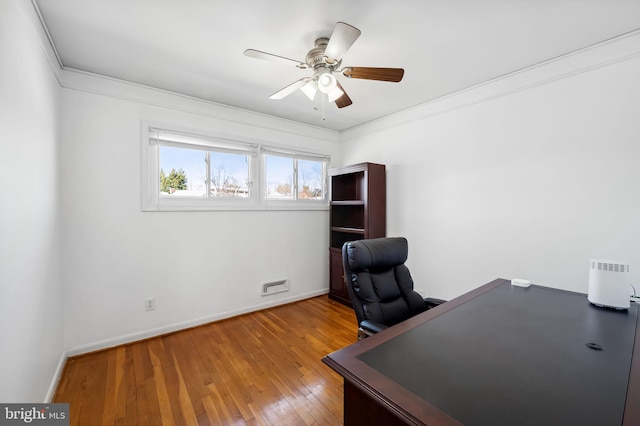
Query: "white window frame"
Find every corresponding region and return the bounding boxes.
[262,146,329,208]
[141,123,330,211]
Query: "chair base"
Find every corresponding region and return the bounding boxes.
[358,327,375,340]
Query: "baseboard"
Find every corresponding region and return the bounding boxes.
[65,289,329,357]
[45,350,68,402]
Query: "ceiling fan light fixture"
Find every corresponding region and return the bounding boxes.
[245,21,401,109]
[300,79,318,100]
[317,72,338,94]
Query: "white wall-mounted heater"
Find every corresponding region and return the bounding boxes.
[587,259,630,310]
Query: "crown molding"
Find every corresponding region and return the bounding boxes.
[21,0,339,144]
[18,0,63,85]
[60,67,340,144]
[341,29,640,141]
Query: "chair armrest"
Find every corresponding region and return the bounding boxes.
[424,297,447,309]
[360,320,388,335]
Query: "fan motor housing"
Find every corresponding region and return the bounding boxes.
[305,37,341,69]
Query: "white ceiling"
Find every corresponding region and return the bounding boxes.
[34,0,640,131]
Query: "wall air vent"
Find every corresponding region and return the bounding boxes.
[261,279,289,296]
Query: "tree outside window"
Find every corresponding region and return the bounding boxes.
[160,168,188,194]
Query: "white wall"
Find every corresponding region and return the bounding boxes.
[0,0,64,402]
[341,33,640,299]
[59,75,341,354]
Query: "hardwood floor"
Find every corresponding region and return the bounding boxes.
[54,296,357,425]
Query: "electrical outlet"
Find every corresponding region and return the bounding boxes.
[145,298,156,311]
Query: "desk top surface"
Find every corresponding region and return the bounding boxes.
[325,279,640,426]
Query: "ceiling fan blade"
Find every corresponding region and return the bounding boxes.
[334,81,352,108]
[342,67,404,82]
[269,78,309,100]
[324,22,361,62]
[244,49,306,68]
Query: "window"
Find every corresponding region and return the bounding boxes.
[297,159,325,200]
[159,146,251,198]
[141,125,330,211]
[265,153,325,200]
[208,151,250,198]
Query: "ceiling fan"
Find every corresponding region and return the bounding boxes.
[244,22,404,108]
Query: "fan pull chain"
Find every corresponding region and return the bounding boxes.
[322,94,326,121]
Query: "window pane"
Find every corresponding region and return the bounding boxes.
[266,155,293,199]
[297,159,324,200]
[159,145,206,196]
[209,152,250,198]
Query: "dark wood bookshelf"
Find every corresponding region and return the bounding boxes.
[328,162,386,306]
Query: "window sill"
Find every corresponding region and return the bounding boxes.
[142,200,329,212]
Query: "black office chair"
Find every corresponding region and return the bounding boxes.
[342,237,445,339]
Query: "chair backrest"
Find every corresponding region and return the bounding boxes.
[342,237,428,328]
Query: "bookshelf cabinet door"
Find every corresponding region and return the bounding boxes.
[329,248,350,306]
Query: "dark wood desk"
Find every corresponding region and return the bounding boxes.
[323,278,640,425]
